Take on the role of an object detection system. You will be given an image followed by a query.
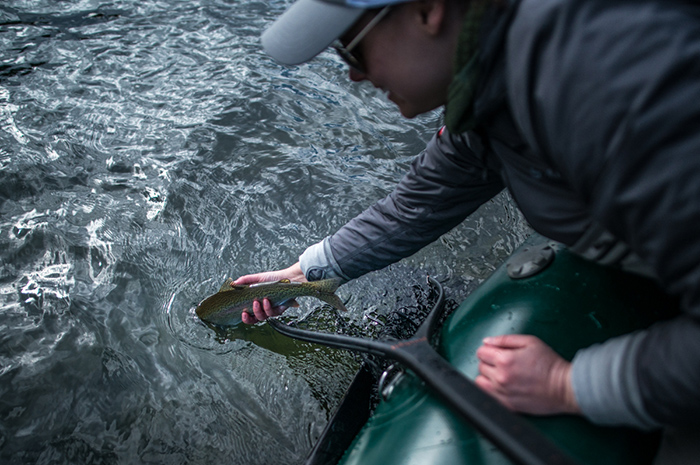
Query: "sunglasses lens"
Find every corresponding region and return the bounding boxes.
[332,6,390,75]
[333,44,365,74]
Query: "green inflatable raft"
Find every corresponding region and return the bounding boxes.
[277,235,674,465]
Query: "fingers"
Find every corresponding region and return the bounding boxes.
[476,343,498,367]
[476,334,546,375]
[482,334,538,348]
[474,375,516,410]
[475,334,580,415]
[241,298,287,325]
[477,355,523,397]
[476,341,519,369]
[476,334,542,367]
[234,263,306,325]
[252,299,268,321]
[241,310,257,325]
[477,358,505,384]
[233,262,307,286]
[234,273,274,286]
[475,334,538,398]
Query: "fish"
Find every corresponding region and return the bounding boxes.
[195,278,347,327]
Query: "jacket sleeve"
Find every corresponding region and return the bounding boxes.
[507,0,700,427]
[300,128,505,282]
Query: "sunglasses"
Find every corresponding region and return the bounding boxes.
[332,5,391,74]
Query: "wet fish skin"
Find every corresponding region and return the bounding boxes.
[195,278,347,327]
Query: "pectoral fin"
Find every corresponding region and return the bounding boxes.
[277,298,300,308]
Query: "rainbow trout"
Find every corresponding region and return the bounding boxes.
[195,278,347,326]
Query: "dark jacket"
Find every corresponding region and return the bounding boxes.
[301,0,700,428]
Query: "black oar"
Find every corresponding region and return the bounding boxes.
[267,277,579,465]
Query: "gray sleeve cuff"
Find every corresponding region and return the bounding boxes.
[299,237,352,283]
[571,331,661,430]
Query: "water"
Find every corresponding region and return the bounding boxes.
[0,1,531,463]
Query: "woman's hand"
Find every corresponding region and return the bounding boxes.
[234,262,307,324]
[475,334,580,415]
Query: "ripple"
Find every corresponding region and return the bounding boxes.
[0,0,531,463]
[161,280,249,355]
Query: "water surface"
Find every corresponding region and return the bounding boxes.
[0,1,530,463]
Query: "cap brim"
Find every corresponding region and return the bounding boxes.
[262,0,365,65]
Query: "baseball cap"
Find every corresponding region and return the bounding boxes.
[261,0,412,65]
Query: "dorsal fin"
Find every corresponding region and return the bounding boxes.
[218,278,234,292]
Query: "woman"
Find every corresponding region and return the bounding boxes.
[238,0,700,458]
